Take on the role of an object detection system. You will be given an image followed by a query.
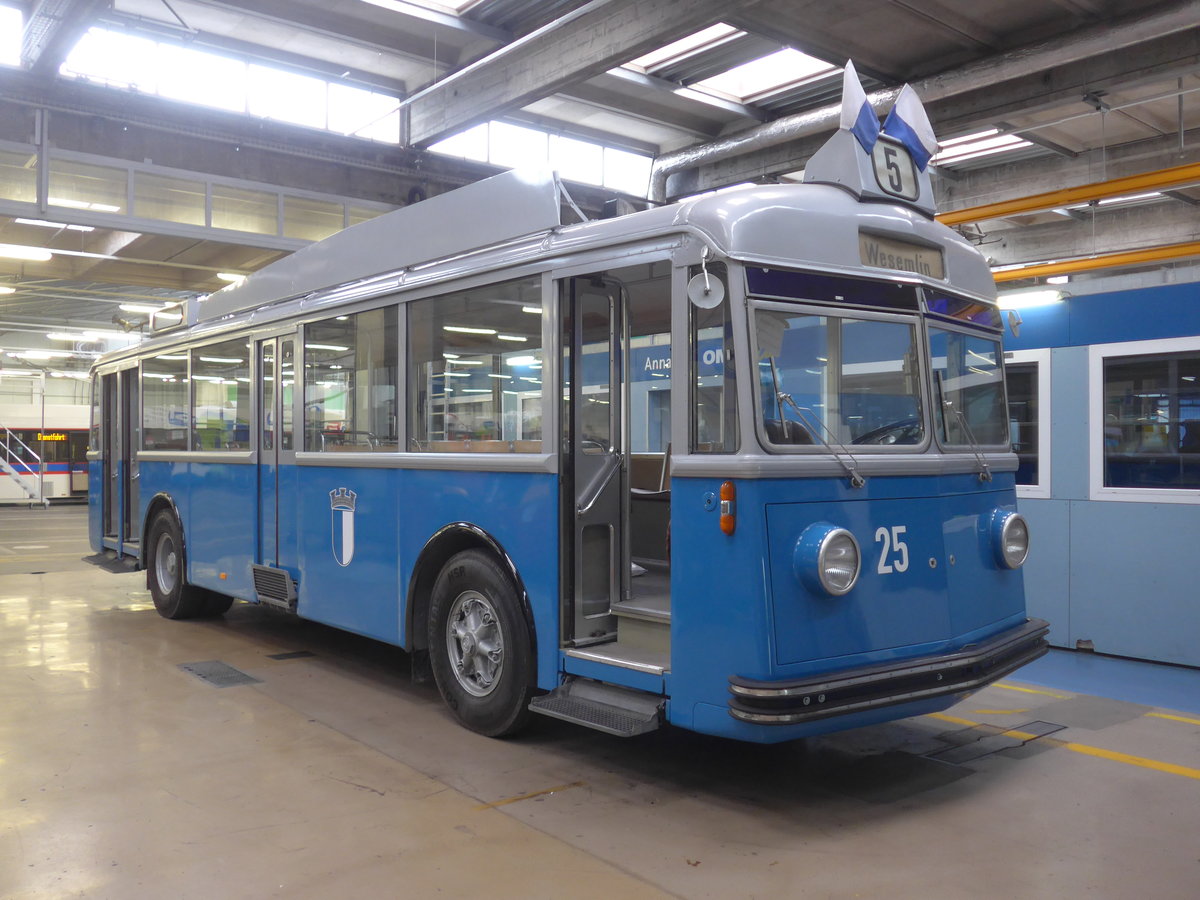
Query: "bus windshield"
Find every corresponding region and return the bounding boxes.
[755,306,924,448]
[928,326,1008,446]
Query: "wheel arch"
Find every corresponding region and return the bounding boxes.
[405,523,537,661]
[140,492,183,572]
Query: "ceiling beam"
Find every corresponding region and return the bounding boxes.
[402,0,763,147]
[22,0,108,75]
[980,201,1200,269]
[662,20,1200,199]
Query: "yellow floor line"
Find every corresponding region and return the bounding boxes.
[927,713,1200,781]
[994,682,1069,699]
[972,708,1030,715]
[1147,712,1200,727]
[476,781,586,810]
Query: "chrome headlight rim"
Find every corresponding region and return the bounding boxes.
[993,510,1030,569]
[794,523,862,597]
[817,527,861,596]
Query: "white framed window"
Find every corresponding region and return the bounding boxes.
[1005,348,1051,499]
[1089,335,1200,503]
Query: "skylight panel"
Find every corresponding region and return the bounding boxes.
[694,48,836,102]
[0,6,21,67]
[360,0,476,15]
[625,23,742,73]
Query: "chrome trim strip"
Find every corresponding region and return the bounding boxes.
[294,451,557,473]
[137,451,256,464]
[566,647,667,676]
[672,452,1018,480]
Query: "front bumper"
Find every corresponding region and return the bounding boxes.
[728,618,1049,725]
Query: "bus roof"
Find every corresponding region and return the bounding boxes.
[148,165,993,357]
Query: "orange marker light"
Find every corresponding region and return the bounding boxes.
[719,480,736,535]
[219,572,228,580]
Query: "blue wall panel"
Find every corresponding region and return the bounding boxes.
[1015,498,1070,647]
[1068,500,1200,667]
[1010,282,1200,667]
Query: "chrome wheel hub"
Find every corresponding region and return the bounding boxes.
[155,533,178,593]
[446,590,503,697]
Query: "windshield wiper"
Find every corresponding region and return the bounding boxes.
[936,372,992,482]
[769,357,865,488]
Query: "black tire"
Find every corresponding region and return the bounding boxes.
[428,549,534,737]
[146,510,211,620]
[201,591,236,617]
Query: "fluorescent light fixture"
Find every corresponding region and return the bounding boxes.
[997,289,1065,310]
[0,286,15,295]
[487,373,511,379]
[505,355,539,366]
[14,218,95,232]
[91,203,121,213]
[157,354,189,360]
[199,355,243,363]
[443,325,496,334]
[120,303,167,313]
[1046,275,1069,285]
[0,368,44,376]
[447,359,484,366]
[440,371,469,378]
[461,388,491,394]
[217,273,246,283]
[48,197,89,209]
[306,343,349,351]
[46,332,86,341]
[521,306,541,314]
[932,131,1032,166]
[497,334,527,342]
[0,244,53,262]
[442,353,460,359]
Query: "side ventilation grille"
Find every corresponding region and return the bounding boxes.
[252,565,297,610]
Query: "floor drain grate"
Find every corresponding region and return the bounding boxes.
[267,650,316,660]
[179,660,261,688]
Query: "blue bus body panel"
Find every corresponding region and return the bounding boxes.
[87,459,103,552]
[667,472,1026,742]
[292,466,560,688]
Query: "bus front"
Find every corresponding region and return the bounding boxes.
[664,106,1047,743]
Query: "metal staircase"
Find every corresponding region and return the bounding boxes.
[1,428,48,506]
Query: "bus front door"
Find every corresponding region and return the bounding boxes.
[102,367,139,553]
[564,275,626,645]
[255,337,299,605]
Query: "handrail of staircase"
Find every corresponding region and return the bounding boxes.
[1,426,45,501]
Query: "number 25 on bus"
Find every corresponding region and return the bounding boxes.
[88,67,1046,742]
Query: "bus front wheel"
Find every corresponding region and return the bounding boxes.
[147,510,226,619]
[428,549,533,737]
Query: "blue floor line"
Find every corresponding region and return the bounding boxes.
[1009,648,1200,716]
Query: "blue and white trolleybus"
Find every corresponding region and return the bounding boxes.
[88,74,1047,741]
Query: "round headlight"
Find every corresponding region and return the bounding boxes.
[993,511,1030,569]
[794,524,861,596]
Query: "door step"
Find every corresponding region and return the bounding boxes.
[566,641,668,675]
[529,677,663,737]
[613,593,670,623]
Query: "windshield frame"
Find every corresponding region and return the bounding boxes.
[925,319,1011,451]
[748,296,931,455]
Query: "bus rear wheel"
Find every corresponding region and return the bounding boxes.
[146,510,227,619]
[428,549,533,737]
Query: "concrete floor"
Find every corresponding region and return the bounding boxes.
[2,507,1199,899]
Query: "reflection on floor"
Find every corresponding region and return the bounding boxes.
[2,505,1198,898]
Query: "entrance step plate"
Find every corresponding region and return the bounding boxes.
[529,677,663,737]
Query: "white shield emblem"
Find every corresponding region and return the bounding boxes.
[330,488,356,567]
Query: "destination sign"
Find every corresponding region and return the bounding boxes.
[859,232,945,279]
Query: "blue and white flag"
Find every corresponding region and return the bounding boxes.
[839,61,879,153]
[882,84,938,171]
